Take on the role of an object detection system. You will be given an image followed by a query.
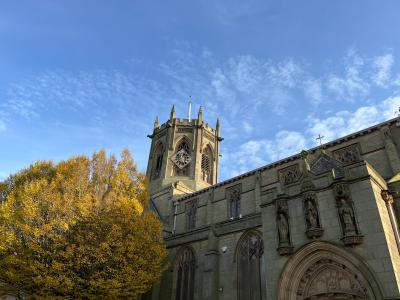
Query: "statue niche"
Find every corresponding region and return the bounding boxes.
[276,198,293,255]
[303,192,324,239]
[333,183,363,246]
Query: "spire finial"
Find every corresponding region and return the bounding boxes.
[198,106,203,124]
[170,104,176,121]
[216,118,220,135]
[188,97,192,122]
[154,116,159,129]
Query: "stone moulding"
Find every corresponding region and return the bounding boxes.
[277,245,294,256]
[341,234,364,246]
[305,227,324,239]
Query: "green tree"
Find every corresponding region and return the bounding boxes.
[0,149,167,299]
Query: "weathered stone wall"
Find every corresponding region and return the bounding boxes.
[150,119,400,300]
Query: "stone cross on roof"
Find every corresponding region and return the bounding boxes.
[316,134,325,146]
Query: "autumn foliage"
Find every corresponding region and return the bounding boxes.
[0,150,167,299]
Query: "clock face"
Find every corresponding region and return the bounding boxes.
[171,149,191,169]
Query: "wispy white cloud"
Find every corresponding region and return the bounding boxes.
[307,96,400,142]
[372,53,394,87]
[221,130,307,177]
[221,95,400,177]
[3,46,400,180]
[326,49,369,101]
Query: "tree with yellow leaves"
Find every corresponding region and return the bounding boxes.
[0,149,167,299]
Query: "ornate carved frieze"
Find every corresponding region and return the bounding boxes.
[302,192,324,239]
[276,197,293,255]
[279,164,301,185]
[333,143,362,165]
[333,183,363,246]
[310,152,344,177]
[297,258,368,299]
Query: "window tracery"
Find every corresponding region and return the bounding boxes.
[172,246,195,300]
[237,231,263,300]
[227,185,241,219]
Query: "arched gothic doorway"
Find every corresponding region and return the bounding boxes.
[277,241,383,300]
[236,230,264,300]
[171,246,196,300]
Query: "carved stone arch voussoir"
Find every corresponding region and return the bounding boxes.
[277,241,383,300]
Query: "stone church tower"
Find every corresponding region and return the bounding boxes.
[146,106,222,231]
[144,109,400,300]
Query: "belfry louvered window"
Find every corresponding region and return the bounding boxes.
[201,147,213,184]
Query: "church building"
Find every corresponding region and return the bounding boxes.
[144,105,400,300]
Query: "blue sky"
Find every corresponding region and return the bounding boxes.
[1,0,400,181]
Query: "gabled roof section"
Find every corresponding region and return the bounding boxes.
[310,151,344,178]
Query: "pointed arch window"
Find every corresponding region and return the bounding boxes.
[236,231,263,300]
[152,143,164,180]
[201,146,213,184]
[173,139,191,176]
[172,246,195,300]
[227,186,241,219]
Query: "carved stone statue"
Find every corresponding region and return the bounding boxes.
[278,212,289,245]
[339,198,356,235]
[305,199,318,229]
